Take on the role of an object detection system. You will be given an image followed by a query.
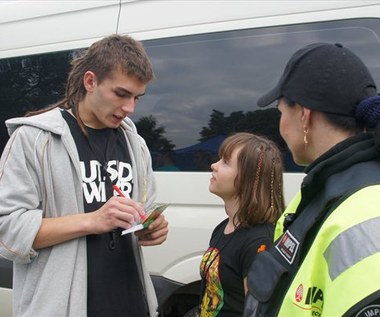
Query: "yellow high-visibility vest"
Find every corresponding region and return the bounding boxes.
[276,185,380,316]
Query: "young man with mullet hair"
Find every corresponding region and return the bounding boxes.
[0,34,168,317]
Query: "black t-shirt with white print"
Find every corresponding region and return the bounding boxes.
[62,110,148,317]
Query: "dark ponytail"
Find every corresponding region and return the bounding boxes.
[355,94,380,153]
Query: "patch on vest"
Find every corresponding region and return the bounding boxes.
[355,305,380,317]
[291,284,324,316]
[275,230,299,264]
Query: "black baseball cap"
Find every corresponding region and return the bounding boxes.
[257,43,377,116]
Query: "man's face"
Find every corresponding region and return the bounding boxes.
[80,69,147,129]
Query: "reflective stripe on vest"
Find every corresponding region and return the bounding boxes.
[324,216,380,281]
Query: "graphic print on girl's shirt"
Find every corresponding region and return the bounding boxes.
[200,247,224,316]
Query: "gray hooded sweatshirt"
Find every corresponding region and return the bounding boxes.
[0,108,158,317]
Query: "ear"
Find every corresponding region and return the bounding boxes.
[301,107,312,128]
[83,71,97,92]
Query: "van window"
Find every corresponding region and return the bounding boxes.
[1,18,380,172]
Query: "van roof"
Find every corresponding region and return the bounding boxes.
[1,0,380,58]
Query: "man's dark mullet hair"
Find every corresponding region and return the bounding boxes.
[25,34,155,135]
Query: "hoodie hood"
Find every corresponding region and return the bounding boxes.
[6,108,138,137]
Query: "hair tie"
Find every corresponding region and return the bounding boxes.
[355,95,380,129]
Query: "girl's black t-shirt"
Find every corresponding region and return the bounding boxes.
[200,218,274,316]
[62,110,148,317]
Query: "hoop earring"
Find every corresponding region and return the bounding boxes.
[303,128,309,149]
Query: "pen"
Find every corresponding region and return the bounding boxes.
[112,184,126,198]
[112,185,147,221]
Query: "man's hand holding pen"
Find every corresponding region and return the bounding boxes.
[90,195,145,234]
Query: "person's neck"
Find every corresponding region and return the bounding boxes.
[71,102,105,129]
[224,199,239,234]
[308,118,355,162]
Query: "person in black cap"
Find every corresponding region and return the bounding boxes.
[243,43,380,317]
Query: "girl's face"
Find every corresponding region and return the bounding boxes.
[209,146,242,201]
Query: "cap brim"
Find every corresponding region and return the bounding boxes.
[257,85,281,107]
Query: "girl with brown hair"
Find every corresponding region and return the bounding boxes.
[199,132,285,316]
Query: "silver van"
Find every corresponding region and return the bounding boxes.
[1,1,380,316]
